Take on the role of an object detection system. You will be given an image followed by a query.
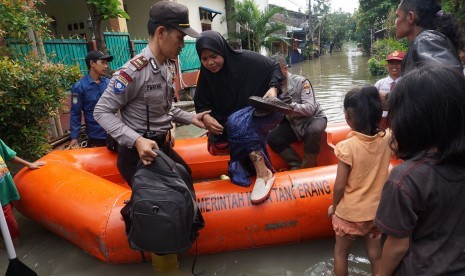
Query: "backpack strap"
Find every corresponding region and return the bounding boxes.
[153,149,177,171]
[153,149,199,218]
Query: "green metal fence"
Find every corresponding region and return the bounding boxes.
[43,39,89,74]
[133,39,147,55]
[7,32,200,75]
[179,40,200,72]
[7,43,31,56]
[104,32,132,71]
[132,39,200,72]
[8,38,89,75]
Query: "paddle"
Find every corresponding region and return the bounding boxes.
[0,200,37,276]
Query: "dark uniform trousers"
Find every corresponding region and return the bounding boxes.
[268,117,327,154]
[87,138,107,148]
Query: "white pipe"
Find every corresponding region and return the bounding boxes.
[0,200,16,260]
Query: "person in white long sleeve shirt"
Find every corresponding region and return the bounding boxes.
[375,50,405,129]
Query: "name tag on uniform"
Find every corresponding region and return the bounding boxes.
[147,83,162,90]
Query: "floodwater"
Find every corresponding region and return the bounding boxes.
[1,44,378,275]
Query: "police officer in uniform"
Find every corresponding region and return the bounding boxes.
[70,50,113,148]
[268,55,327,169]
[94,1,208,186]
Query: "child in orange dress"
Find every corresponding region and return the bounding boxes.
[327,86,392,276]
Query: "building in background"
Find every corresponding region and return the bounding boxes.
[39,0,228,40]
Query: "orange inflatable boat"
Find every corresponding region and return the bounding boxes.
[13,123,399,264]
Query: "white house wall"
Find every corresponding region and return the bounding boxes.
[124,0,228,39]
[40,0,227,41]
[40,0,111,39]
[253,0,268,11]
[181,0,228,38]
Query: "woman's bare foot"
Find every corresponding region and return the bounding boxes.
[249,150,276,204]
[249,151,273,180]
[257,169,273,182]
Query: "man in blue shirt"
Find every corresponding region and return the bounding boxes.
[69,51,113,148]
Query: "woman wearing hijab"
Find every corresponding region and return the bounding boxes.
[194,30,285,204]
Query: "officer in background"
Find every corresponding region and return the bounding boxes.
[69,50,113,148]
[268,55,327,169]
[94,1,208,186]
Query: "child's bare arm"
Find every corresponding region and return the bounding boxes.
[328,160,350,216]
[12,156,46,169]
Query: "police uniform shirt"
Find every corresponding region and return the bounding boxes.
[285,73,324,119]
[282,72,325,139]
[94,46,194,148]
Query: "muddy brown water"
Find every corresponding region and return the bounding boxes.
[0,45,378,275]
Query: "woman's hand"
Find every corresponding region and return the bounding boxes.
[202,114,224,135]
[263,86,279,98]
[192,110,211,129]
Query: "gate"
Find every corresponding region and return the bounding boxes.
[104,32,132,71]
[8,37,88,75]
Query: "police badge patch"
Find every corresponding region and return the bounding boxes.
[71,93,79,104]
[114,75,129,93]
[303,80,312,94]
[119,70,133,83]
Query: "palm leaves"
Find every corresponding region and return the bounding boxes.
[227,0,287,52]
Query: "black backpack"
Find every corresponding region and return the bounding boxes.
[120,149,204,255]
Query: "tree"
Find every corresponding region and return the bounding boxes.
[85,0,129,53]
[313,0,330,16]
[227,0,287,52]
[443,0,465,29]
[321,11,357,51]
[311,0,330,53]
[0,0,80,159]
[356,0,398,53]
[0,0,50,55]
[356,0,465,54]
[224,0,237,42]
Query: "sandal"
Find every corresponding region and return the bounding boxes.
[248,96,294,115]
[250,176,275,205]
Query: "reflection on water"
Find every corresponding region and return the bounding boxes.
[0,218,371,276]
[0,44,378,276]
[290,46,377,123]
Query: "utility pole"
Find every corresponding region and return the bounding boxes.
[308,0,312,44]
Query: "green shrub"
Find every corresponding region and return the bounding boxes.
[0,54,81,160]
[368,57,388,76]
[368,38,408,76]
